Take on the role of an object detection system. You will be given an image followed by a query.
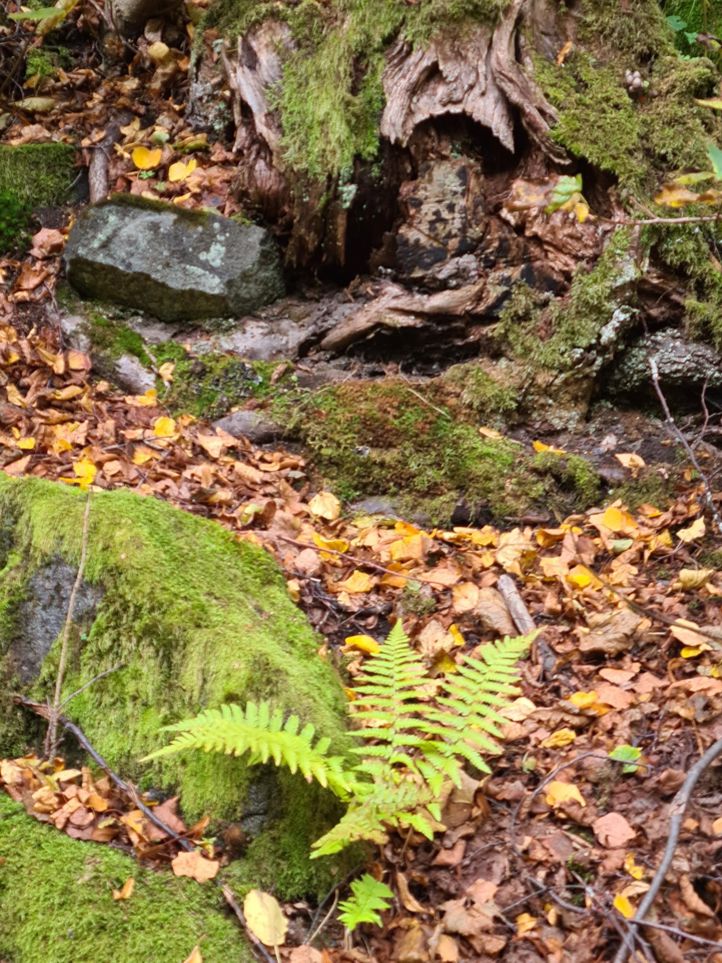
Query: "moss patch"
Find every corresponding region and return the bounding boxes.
[0,477,348,838]
[534,0,721,192]
[0,795,253,963]
[209,0,507,178]
[286,379,599,521]
[161,350,284,419]
[0,143,76,207]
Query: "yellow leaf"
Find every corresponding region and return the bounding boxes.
[112,877,135,901]
[566,565,602,591]
[613,893,635,919]
[545,780,586,809]
[568,690,599,710]
[624,853,644,881]
[16,437,36,450]
[335,570,376,594]
[542,728,577,748]
[680,646,707,658]
[132,146,162,170]
[515,913,537,936]
[168,158,198,182]
[533,440,566,454]
[615,452,645,473]
[243,889,288,948]
[678,517,706,543]
[678,568,714,590]
[158,361,175,384]
[574,200,590,223]
[448,623,465,647]
[308,491,341,521]
[344,634,380,655]
[312,533,350,555]
[654,183,701,208]
[451,581,479,614]
[64,456,96,490]
[182,946,203,963]
[286,578,300,602]
[478,426,503,440]
[153,416,178,439]
[598,505,637,534]
[125,388,158,407]
[540,555,569,579]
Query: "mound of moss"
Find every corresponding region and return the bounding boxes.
[0,143,76,253]
[285,379,600,522]
[0,477,347,851]
[0,795,253,963]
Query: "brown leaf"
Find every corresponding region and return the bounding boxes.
[171,850,220,883]
[679,874,715,917]
[592,812,636,849]
[396,871,427,914]
[112,877,135,900]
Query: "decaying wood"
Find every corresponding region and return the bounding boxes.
[381,30,515,151]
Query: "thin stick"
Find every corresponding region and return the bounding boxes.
[649,356,722,538]
[497,574,556,678]
[306,890,339,945]
[46,493,92,757]
[221,884,276,963]
[613,734,722,963]
[17,695,195,851]
[59,663,125,710]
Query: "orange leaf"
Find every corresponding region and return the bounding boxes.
[112,877,135,901]
[132,146,162,170]
[171,850,219,883]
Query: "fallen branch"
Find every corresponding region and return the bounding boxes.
[612,733,722,963]
[497,574,556,679]
[46,493,92,757]
[649,355,722,538]
[16,695,195,851]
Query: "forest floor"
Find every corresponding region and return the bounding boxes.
[2,5,722,963]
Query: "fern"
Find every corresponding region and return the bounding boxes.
[338,874,394,931]
[145,623,533,861]
[141,701,352,797]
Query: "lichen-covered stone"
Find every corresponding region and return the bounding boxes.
[64,195,285,323]
[608,330,722,396]
[0,476,348,851]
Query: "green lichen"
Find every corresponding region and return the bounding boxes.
[0,143,76,207]
[0,476,348,840]
[287,379,600,522]
[0,795,254,963]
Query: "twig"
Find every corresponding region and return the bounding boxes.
[269,534,452,587]
[649,356,722,538]
[221,884,276,963]
[59,663,125,710]
[306,889,339,945]
[46,493,92,757]
[612,734,722,963]
[497,574,556,679]
[16,695,195,851]
[398,374,452,420]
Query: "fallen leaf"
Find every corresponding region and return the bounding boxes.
[545,781,586,809]
[168,158,198,182]
[613,893,635,918]
[308,491,341,521]
[171,850,219,883]
[132,146,162,170]
[334,570,376,594]
[112,877,135,900]
[593,812,636,848]
[243,889,288,947]
[182,946,203,963]
[344,634,380,655]
[678,517,706,543]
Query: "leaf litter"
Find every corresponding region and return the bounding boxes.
[2,3,722,959]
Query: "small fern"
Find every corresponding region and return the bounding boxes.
[338,874,394,932]
[142,701,352,798]
[145,622,533,861]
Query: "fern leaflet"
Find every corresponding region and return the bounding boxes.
[338,874,393,931]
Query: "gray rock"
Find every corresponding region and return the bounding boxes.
[64,195,285,323]
[213,409,285,444]
[57,313,91,353]
[610,330,722,394]
[112,354,155,395]
[12,560,103,682]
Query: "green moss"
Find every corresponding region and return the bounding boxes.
[499,230,637,372]
[288,379,600,522]
[0,795,253,963]
[87,314,151,365]
[534,1,721,191]
[0,189,30,255]
[209,0,506,178]
[0,143,76,208]
[610,469,677,511]
[531,452,601,506]
[162,350,287,418]
[0,477,348,836]
[649,222,722,349]
[440,362,519,422]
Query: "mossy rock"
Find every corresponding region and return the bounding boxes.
[282,378,600,523]
[0,794,253,963]
[0,143,76,253]
[0,476,349,894]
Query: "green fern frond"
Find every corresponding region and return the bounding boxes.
[337,874,394,932]
[142,701,352,797]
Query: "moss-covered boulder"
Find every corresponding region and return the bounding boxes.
[0,476,348,867]
[0,795,253,963]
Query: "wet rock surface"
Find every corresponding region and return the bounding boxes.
[64,196,285,323]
